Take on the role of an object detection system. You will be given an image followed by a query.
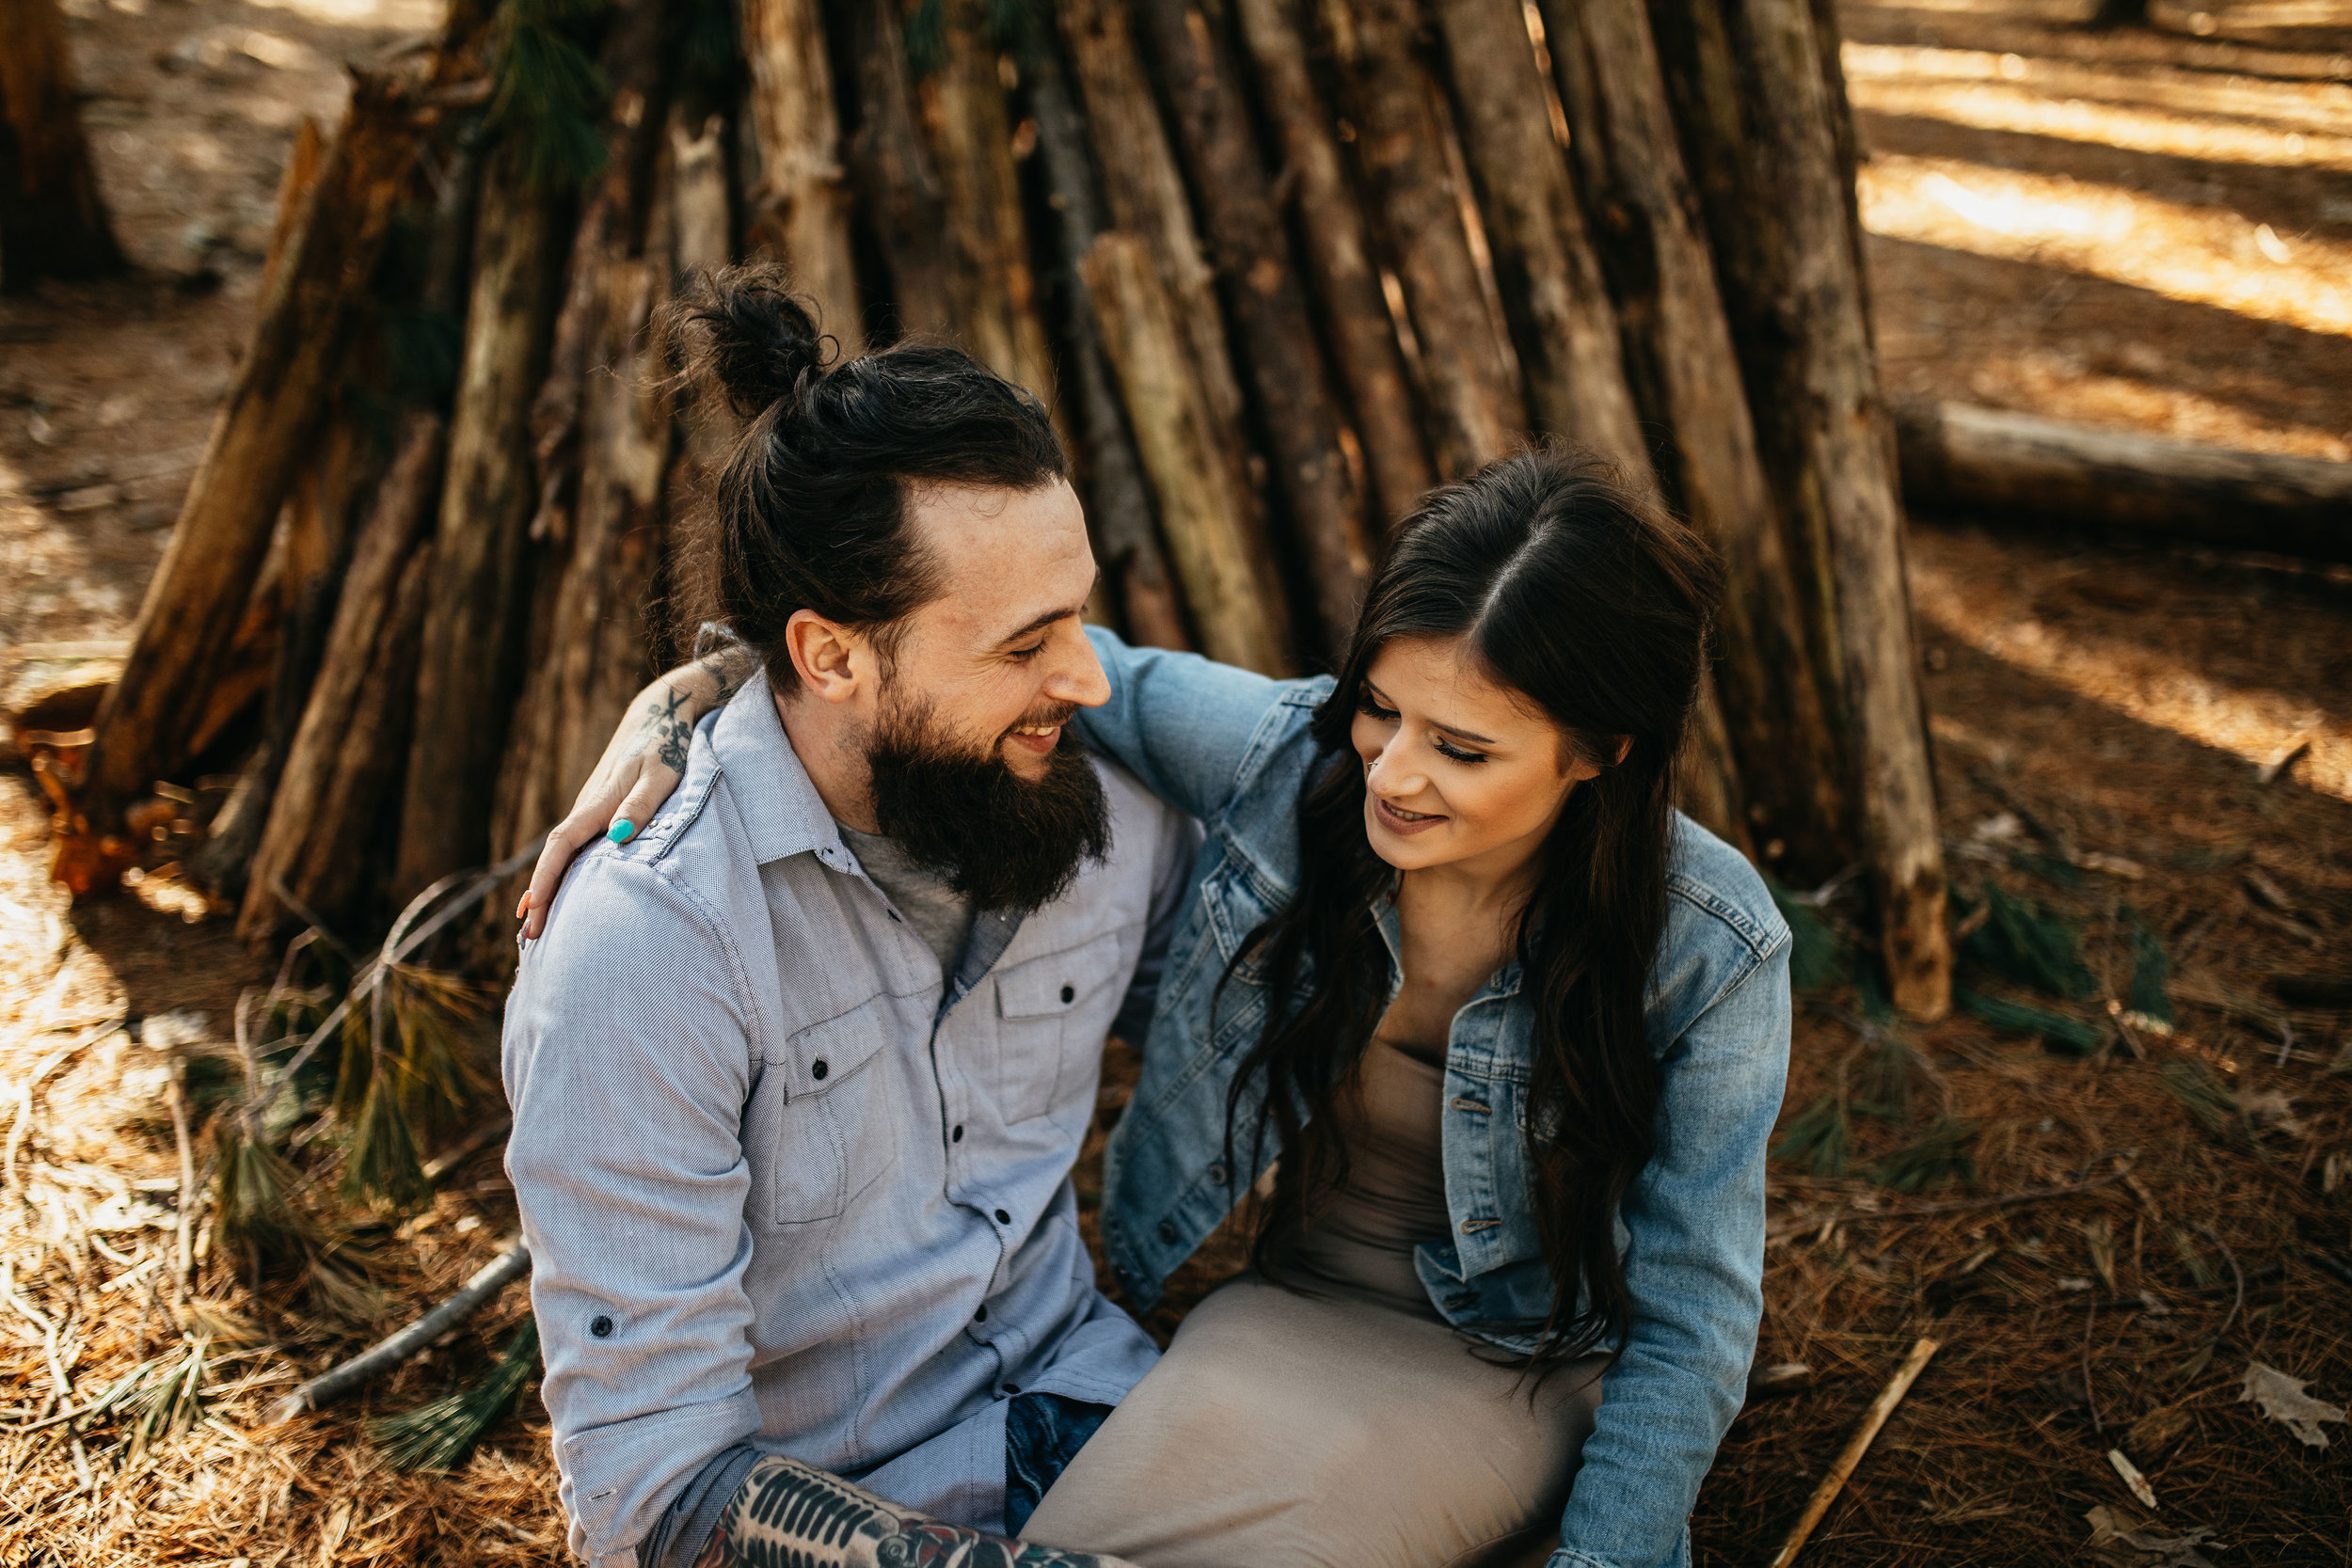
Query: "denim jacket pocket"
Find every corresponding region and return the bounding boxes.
[995,928,1127,1124]
[765,999,896,1225]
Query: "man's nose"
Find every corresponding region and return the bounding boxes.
[1045,620,1112,709]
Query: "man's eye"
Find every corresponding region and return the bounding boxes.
[1434,737,1486,764]
[1010,641,1047,661]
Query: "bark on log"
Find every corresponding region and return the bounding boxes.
[1056,0,1274,649]
[739,0,863,351]
[1081,232,1290,675]
[0,0,125,290]
[846,0,957,341]
[392,144,571,902]
[1646,0,1948,1017]
[240,416,448,945]
[1896,403,2352,562]
[1026,46,1189,650]
[915,0,1057,400]
[528,0,674,548]
[78,70,424,836]
[1317,0,1523,477]
[1542,0,1850,880]
[1231,0,1433,534]
[1132,0,1371,652]
[257,116,326,305]
[1426,0,1644,467]
[492,123,676,877]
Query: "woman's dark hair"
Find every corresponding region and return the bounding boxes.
[663,261,1067,681]
[1228,443,1723,1368]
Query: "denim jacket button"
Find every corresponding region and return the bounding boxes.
[1156,1219,1180,1244]
[1206,1162,1228,1186]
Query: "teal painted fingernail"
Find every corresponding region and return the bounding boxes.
[608,819,636,844]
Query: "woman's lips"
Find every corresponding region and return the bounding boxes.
[1372,794,1444,835]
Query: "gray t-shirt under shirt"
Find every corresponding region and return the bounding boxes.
[837,822,977,974]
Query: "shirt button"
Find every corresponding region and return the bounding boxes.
[1157,1219,1180,1244]
[811,1058,829,1081]
[995,1208,1012,1224]
[1059,984,1075,1005]
[589,1314,614,1338]
[952,1124,964,1143]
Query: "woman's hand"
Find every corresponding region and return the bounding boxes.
[516,647,753,938]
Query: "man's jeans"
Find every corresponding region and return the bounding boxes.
[1005,1393,1112,1537]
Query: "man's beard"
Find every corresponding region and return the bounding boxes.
[865,693,1110,911]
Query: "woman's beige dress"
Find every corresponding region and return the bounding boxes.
[1021,1038,1607,1568]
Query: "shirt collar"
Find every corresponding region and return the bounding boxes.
[707,664,858,874]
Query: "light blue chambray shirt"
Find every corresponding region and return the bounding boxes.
[502,667,1197,1568]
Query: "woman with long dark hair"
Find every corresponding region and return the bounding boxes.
[539,442,1789,1568]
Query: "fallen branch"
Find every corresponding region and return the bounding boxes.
[270,1238,530,1423]
[1766,1336,1941,1568]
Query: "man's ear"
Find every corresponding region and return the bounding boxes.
[782,610,864,705]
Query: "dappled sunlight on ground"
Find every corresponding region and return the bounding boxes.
[1860,153,2352,333]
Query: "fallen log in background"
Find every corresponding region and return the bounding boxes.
[1895,402,2352,563]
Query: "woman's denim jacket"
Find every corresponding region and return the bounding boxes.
[1075,629,1793,1568]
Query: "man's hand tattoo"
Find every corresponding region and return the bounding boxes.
[648,685,694,771]
[694,1457,1122,1568]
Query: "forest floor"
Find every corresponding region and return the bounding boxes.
[2,0,2350,1564]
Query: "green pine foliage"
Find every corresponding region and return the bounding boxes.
[2126,910,2174,1027]
[1772,1093,1850,1178]
[487,0,613,190]
[1867,1117,1979,1195]
[369,1316,542,1472]
[1957,879,2096,999]
[1855,1032,1919,1120]
[1766,878,1847,995]
[1955,988,2105,1056]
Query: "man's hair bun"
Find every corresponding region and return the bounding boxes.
[668,261,834,418]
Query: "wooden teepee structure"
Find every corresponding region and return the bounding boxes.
[49,0,1954,1017]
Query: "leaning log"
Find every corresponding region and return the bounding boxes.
[239,417,447,945]
[0,0,126,289]
[1896,403,2352,563]
[916,0,1057,400]
[1132,0,1372,652]
[1081,232,1291,676]
[75,70,424,846]
[1427,0,1644,467]
[1026,46,1190,651]
[846,0,957,341]
[739,0,863,352]
[1649,0,1949,1017]
[1543,0,1851,882]
[392,144,572,903]
[1318,0,1523,478]
[1231,0,1433,534]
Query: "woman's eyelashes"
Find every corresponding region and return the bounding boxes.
[1358,693,1487,765]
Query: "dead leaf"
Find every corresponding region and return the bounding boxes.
[2085,1506,2219,1567]
[2238,1361,2347,1449]
[2125,1402,2192,1462]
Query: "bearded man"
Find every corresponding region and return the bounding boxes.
[501,267,1194,1568]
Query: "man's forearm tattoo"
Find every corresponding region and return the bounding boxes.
[692,1457,1118,1568]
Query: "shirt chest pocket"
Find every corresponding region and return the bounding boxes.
[993,928,1129,1125]
[760,1000,898,1227]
